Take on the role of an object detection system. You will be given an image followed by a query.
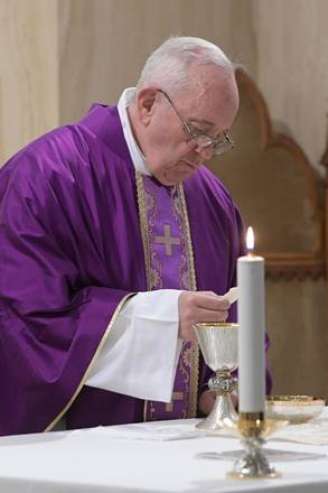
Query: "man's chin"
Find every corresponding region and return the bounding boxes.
[155,176,183,187]
[181,158,199,169]
[162,171,195,186]
[152,161,199,186]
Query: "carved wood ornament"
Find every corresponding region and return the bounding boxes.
[207,68,326,281]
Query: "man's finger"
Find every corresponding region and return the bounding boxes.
[194,292,230,311]
[192,308,229,323]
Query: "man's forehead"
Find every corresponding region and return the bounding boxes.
[181,74,237,106]
[182,92,233,129]
[188,62,234,85]
[180,68,239,129]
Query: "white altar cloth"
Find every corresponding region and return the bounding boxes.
[1,414,328,492]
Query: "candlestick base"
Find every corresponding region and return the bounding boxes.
[227,436,279,479]
[227,413,287,480]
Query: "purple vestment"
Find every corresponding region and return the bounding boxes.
[0,104,271,435]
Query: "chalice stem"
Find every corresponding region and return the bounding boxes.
[196,370,238,430]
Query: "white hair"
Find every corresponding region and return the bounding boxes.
[136,36,234,94]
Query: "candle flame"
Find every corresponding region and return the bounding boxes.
[246,227,255,252]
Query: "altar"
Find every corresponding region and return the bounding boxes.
[1,413,328,493]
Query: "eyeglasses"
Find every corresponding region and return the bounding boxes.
[158,89,234,156]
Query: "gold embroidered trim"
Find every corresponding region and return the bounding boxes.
[136,172,152,420]
[138,175,200,420]
[135,172,152,290]
[177,184,199,418]
[177,184,197,291]
[44,293,135,432]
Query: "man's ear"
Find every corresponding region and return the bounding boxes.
[136,88,158,126]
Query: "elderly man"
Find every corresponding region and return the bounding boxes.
[0,36,269,435]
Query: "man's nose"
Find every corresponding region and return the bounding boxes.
[195,145,215,161]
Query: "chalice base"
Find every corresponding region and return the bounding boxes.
[196,394,238,431]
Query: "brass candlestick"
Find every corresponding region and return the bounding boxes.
[227,412,287,479]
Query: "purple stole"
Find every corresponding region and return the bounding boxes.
[136,173,199,420]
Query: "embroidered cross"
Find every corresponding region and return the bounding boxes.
[165,391,184,412]
[154,224,180,256]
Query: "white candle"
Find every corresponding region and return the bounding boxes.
[237,227,265,413]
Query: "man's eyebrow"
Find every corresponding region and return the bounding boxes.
[189,118,214,127]
[189,119,229,133]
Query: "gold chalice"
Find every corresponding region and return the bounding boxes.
[266,395,325,424]
[193,322,239,430]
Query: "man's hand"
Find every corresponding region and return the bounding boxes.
[199,390,216,416]
[199,389,238,416]
[178,291,230,342]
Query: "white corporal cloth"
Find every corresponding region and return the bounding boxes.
[1,409,328,493]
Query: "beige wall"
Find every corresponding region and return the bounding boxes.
[1,0,327,171]
[1,0,327,397]
[58,0,257,122]
[253,0,328,175]
[0,0,58,164]
[267,279,328,398]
